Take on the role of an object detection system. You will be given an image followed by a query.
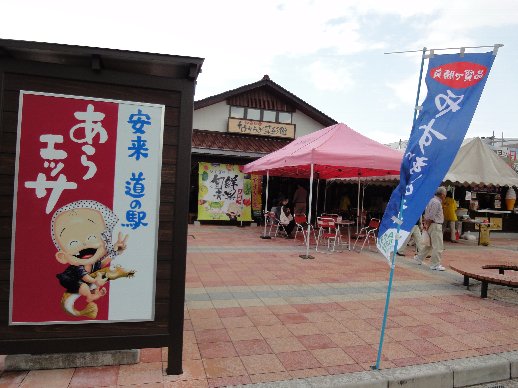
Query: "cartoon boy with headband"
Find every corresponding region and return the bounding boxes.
[52,200,135,319]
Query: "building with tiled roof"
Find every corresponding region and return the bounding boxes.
[189,75,337,221]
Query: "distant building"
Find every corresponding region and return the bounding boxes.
[386,139,408,151]
[481,136,518,173]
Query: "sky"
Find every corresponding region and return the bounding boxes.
[2,0,517,144]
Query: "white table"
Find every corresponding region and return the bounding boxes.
[336,220,354,251]
[476,209,511,214]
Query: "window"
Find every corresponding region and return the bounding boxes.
[230,106,244,118]
[229,106,292,124]
[262,110,276,122]
[246,108,261,120]
[278,112,292,124]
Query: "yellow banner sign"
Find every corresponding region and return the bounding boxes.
[198,162,252,221]
[228,118,295,139]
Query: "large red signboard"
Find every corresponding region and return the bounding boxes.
[10,92,164,325]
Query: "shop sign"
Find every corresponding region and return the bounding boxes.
[490,146,517,160]
[10,91,164,325]
[251,174,263,218]
[198,162,252,221]
[228,118,295,139]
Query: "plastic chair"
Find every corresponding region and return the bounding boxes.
[353,218,380,252]
[294,214,316,245]
[316,217,339,252]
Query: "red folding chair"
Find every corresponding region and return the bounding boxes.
[294,214,316,245]
[321,213,339,221]
[353,218,380,253]
[316,217,339,252]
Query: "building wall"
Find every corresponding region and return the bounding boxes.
[193,101,229,132]
[292,113,326,138]
[193,101,325,138]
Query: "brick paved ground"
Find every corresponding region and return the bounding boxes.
[1,225,517,387]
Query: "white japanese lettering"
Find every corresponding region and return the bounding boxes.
[435,90,464,118]
[418,119,447,154]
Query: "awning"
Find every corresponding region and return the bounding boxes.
[191,129,290,158]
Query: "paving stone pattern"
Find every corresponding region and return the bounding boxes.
[1,226,518,387]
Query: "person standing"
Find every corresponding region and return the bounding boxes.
[415,186,447,271]
[442,191,458,242]
[339,194,351,212]
[396,216,423,257]
[293,183,308,215]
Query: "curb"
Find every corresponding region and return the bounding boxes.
[231,351,518,388]
[4,350,140,371]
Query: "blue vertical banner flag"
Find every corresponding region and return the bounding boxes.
[377,51,496,262]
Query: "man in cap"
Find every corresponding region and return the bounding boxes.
[414,186,447,271]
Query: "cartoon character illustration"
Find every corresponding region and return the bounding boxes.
[51,200,135,319]
[225,202,242,221]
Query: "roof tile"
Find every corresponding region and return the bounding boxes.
[192,129,290,154]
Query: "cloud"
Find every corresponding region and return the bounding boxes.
[386,74,422,107]
[307,60,355,92]
[2,0,517,144]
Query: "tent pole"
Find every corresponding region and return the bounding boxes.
[361,183,366,226]
[356,176,361,233]
[316,178,320,218]
[260,170,271,239]
[324,180,328,213]
[300,164,315,260]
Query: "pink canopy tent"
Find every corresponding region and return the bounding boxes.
[243,123,403,258]
[243,123,402,178]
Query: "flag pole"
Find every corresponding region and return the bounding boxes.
[374,46,427,370]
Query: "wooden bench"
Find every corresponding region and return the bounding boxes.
[481,264,518,274]
[449,262,518,298]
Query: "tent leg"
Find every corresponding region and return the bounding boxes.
[315,178,320,219]
[324,181,328,213]
[300,164,315,260]
[361,182,366,228]
[260,170,271,239]
[356,176,361,234]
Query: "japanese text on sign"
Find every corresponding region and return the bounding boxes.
[228,118,295,139]
[24,104,108,214]
[121,109,154,229]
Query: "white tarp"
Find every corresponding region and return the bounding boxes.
[332,137,518,187]
[444,137,518,187]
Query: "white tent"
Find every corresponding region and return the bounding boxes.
[444,137,518,187]
[331,137,518,187]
